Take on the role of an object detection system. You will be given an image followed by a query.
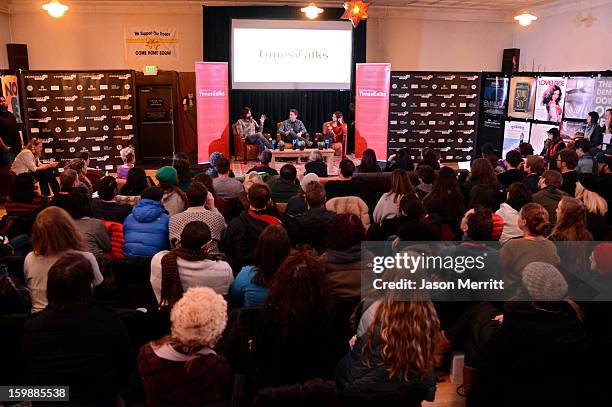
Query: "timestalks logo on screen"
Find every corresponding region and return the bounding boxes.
[359,89,388,97]
[198,89,226,97]
[257,49,329,60]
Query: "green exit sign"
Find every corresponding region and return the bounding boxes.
[143,65,158,75]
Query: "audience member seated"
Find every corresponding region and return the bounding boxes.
[267,163,299,203]
[305,149,328,177]
[369,194,424,241]
[496,182,532,243]
[336,291,438,405]
[138,287,230,405]
[285,173,319,217]
[169,181,226,254]
[123,186,170,257]
[557,148,579,196]
[65,157,93,197]
[585,111,603,148]
[325,158,361,200]
[462,158,505,211]
[222,184,281,272]
[373,169,415,224]
[213,156,243,200]
[395,211,443,243]
[24,207,103,312]
[117,146,135,180]
[385,147,415,172]
[415,165,435,199]
[23,253,133,406]
[499,203,560,289]
[156,166,187,215]
[230,225,290,307]
[254,252,345,389]
[91,176,133,223]
[64,191,111,264]
[575,138,598,175]
[597,153,612,225]
[481,143,504,173]
[11,137,60,196]
[247,150,279,176]
[522,155,545,194]
[117,167,151,205]
[151,221,233,307]
[286,181,336,252]
[498,149,525,188]
[532,170,568,226]
[173,158,193,192]
[466,185,504,241]
[518,142,535,158]
[355,148,381,174]
[422,166,465,234]
[575,174,609,240]
[418,148,441,170]
[548,197,594,272]
[3,173,48,236]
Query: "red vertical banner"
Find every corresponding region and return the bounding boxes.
[355,63,391,159]
[195,62,230,163]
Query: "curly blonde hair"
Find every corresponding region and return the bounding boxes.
[170,287,227,348]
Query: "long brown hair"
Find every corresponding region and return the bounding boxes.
[468,158,497,185]
[422,166,465,217]
[266,252,334,337]
[550,197,593,241]
[32,207,84,256]
[389,169,415,203]
[362,300,440,380]
[519,203,549,236]
[252,225,291,287]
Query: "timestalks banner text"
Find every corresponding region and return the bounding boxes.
[20,71,137,171]
[388,72,480,162]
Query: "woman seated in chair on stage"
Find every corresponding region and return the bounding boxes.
[323,111,347,156]
[236,107,272,152]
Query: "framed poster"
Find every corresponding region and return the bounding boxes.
[503,121,530,158]
[594,77,612,126]
[482,76,509,116]
[530,123,558,155]
[534,77,567,123]
[508,76,536,119]
[564,77,595,120]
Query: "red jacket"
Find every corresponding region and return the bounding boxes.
[102,220,124,260]
[491,213,504,241]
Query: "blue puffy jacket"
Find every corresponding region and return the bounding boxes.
[123,199,169,257]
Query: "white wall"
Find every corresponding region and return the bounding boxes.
[366,17,515,71]
[512,2,612,72]
[0,12,11,69]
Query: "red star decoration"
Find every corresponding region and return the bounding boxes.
[341,0,370,28]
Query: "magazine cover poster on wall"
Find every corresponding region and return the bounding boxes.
[508,76,536,119]
[534,77,567,123]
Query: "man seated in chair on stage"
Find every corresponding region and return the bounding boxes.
[323,111,347,156]
[278,109,312,146]
[236,107,272,152]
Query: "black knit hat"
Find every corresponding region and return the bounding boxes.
[578,173,599,193]
[141,186,163,201]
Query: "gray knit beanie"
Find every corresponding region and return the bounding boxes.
[522,262,568,301]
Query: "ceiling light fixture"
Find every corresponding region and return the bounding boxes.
[514,11,538,27]
[301,4,324,19]
[43,0,69,18]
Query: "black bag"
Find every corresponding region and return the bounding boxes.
[0,263,31,315]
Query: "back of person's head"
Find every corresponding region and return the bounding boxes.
[194,172,216,197]
[64,190,92,220]
[359,149,379,172]
[215,156,231,175]
[252,225,291,287]
[518,142,534,157]
[97,176,118,201]
[309,150,323,163]
[32,206,84,256]
[300,173,319,193]
[390,169,415,196]
[574,138,591,154]
[259,149,272,165]
[417,165,435,184]
[592,243,612,274]
[280,163,297,182]
[519,202,550,236]
[398,215,440,241]
[521,262,568,301]
[339,158,355,178]
[186,181,208,207]
[60,168,79,189]
[558,148,578,170]
[426,166,464,212]
[66,157,86,174]
[505,149,523,168]
[468,158,497,185]
[173,158,192,182]
[326,213,365,252]
[507,182,532,207]
[170,287,227,348]
[588,111,600,124]
[395,147,415,171]
[141,186,164,202]
[525,155,545,175]
[541,170,563,188]
[575,174,608,216]
[468,184,495,210]
[47,253,94,311]
[248,183,271,210]
[10,173,36,203]
[266,251,334,336]
[78,151,90,162]
[120,146,135,164]
[399,194,424,218]
[155,166,178,187]
[551,197,592,241]
[305,181,326,208]
[120,167,147,196]
[180,221,211,251]
[481,143,498,159]
[464,207,493,241]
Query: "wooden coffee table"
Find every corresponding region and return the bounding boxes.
[270,148,335,175]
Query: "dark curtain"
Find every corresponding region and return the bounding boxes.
[203,6,366,153]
